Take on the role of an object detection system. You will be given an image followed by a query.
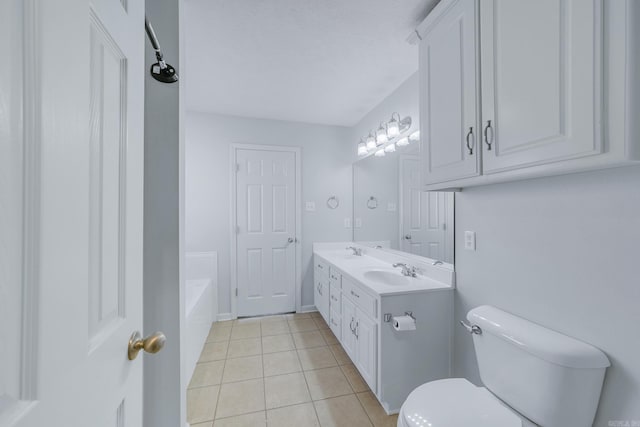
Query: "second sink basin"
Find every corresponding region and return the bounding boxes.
[363,270,411,287]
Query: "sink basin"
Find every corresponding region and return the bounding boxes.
[363,270,411,287]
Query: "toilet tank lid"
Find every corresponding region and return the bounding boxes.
[468,306,610,369]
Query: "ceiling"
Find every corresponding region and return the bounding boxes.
[183,0,437,127]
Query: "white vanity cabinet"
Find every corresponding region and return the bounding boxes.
[416,0,640,189]
[313,251,453,413]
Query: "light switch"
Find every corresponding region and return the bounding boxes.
[464,231,476,251]
[305,201,316,212]
[344,218,352,228]
[355,218,362,228]
[387,202,397,212]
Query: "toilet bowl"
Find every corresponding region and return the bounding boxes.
[398,305,610,427]
[397,378,535,427]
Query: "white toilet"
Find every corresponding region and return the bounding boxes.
[398,305,610,427]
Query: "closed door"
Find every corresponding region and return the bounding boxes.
[1,0,147,425]
[480,0,603,173]
[401,157,451,262]
[355,311,377,393]
[421,0,479,185]
[341,297,358,360]
[235,148,298,317]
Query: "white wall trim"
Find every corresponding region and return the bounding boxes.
[217,312,233,322]
[230,143,303,318]
[299,305,317,313]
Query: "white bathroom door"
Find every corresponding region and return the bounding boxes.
[400,156,449,261]
[234,146,300,317]
[0,0,146,426]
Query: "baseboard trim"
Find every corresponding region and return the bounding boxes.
[299,305,317,313]
[217,312,234,321]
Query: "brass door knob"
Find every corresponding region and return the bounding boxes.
[128,331,166,360]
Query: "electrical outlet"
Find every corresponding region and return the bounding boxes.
[305,201,316,212]
[344,218,351,228]
[464,231,476,251]
[355,218,362,228]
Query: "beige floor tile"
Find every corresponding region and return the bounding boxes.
[304,366,353,400]
[207,324,232,343]
[313,317,330,330]
[262,334,295,354]
[189,360,225,388]
[216,379,265,419]
[234,317,262,325]
[260,321,290,336]
[260,314,287,323]
[212,411,266,427]
[230,324,261,340]
[340,364,369,393]
[191,422,213,427]
[200,341,229,362]
[264,372,311,409]
[314,394,373,427]
[187,385,220,424]
[292,330,327,349]
[328,344,351,366]
[288,318,318,333]
[267,402,320,427]
[222,355,263,383]
[227,338,262,358]
[309,311,323,319]
[356,392,398,427]
[297,347,337,371]
[263,350,302,377]
[319,328,340,345]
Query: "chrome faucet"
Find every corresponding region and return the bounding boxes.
[393,263,418,277]
[346,246,363,256]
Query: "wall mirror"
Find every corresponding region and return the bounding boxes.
[353,149,455,266]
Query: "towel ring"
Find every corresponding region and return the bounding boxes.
[367,196,378,210]
[326,196,339,210]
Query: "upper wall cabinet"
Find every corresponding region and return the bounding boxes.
[420,0,479,184]
[415,0,640,190]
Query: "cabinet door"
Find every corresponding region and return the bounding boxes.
[340,296,357,361]
[421,0,479,185]
[480,0,603,173]
[355,311,377,392]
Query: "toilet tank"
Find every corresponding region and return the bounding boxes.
[467,306,610,427]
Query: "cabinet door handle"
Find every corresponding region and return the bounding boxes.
[483,120,493,151]
[349,317,355,334]
[355,321,359,339]
[331,318,338,327]
[466,127,474,155]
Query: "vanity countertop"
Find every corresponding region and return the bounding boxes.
[314,248,453,297]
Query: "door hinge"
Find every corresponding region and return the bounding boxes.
[235,288,238,297]
[235,163,240,172]
[236,225,240,234]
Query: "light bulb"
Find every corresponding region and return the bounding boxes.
[387,114,400,137]
[397,137,409,147]
[384,143,396,153]
[374,149,386,157]
[357,142,368,156]
[376,124,388,145]
[409,130,420,142]
[366,134,377,151]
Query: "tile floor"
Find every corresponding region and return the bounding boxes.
[187,312,399,427]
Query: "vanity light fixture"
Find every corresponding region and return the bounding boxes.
[387,113,401,137]
[396,137,409,147]
[384,143,396,153]
[374,149,386,157]
[357,140,368,156]
[366,133,377,151]
[376,123,389,145]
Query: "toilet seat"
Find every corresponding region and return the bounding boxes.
[398,378,532,427]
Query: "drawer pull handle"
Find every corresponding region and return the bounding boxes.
[351,290,360,298]
[466,126,474,155]
[317,264,323,269]
[484,120,493,151]
[331,318,338,327]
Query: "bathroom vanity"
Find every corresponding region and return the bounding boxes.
[313,243,454,413]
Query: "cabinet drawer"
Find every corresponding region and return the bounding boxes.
[329,268,341,287]
[314,258,329,279]
[329,283,341,311]
[328,309,341,340]
[342,277,377,320]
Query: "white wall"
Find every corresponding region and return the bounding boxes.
[186,112,353,316]
[454,165,640,425]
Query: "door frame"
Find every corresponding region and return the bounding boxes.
[398,153,419,253]
[230,143,302,318]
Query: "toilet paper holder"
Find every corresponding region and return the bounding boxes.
[384,311,415,323]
